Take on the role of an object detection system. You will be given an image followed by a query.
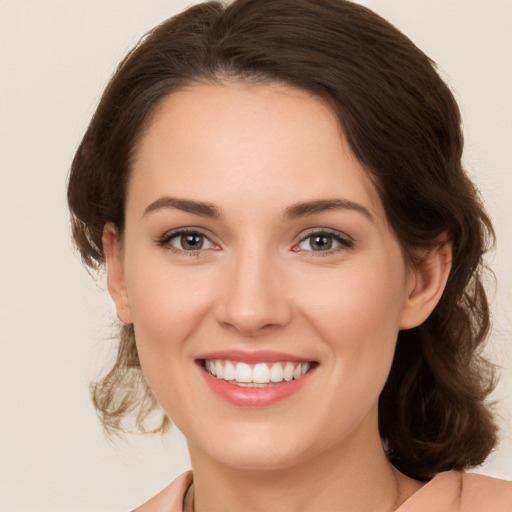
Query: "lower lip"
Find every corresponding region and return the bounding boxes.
[199,364,315,407]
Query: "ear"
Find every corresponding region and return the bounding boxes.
[399,239,452,330]
[102,222,133,325]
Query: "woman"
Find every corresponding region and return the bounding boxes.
[67,0,512,510]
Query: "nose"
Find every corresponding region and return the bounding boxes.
[214,244,293,337]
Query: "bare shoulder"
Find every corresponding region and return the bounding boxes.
[132,471,193,512]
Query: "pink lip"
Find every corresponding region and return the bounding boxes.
[196,349,313,364]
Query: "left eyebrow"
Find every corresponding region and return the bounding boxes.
[282,198,375,222]
[142,196,223,219]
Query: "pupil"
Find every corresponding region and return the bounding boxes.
[182,234,202,249]
[312,235,332,251]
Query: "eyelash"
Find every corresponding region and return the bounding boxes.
[156,228,354,257]
[294,228,354,257]
[156,228,215,257]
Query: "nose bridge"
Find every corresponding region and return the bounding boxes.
[215,237,292,335]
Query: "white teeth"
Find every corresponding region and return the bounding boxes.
[204,359,313,386]
[270,362,284,382]
[215,360,224,379]
[235,362,252,383]
[253,363,270,384]
[283,362,294,381]
[224,360,236,380]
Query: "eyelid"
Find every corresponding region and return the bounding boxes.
[293,227,354,255]
[157,227,220,255]
[298,227,354,242]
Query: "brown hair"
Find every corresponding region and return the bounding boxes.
[68,0,497,480]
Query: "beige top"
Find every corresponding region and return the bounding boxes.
[134,470,512,511]
[397,471,512,511]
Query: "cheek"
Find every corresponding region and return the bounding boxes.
[301,259,407,389]
[123,252,214,361]
[301,256,407,338]
[124,260,214,418]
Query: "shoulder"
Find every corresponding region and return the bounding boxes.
[398,471,512,512]
[132,471,193,512]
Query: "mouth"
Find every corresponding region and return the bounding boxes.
[196,350,319,407]
[200,359,316,387]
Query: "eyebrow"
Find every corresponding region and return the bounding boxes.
[282,198,374,221]
[143,197,222,218]
[143,196,374,222]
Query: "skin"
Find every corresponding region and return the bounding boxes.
[104,82,452,512]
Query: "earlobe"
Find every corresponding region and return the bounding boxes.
[399,240,452,330]
[102,222,133,325]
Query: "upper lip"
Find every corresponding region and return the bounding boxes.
[196,349,316,364]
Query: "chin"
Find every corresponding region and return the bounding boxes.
[213,445,306,472]
[189,422,321,472]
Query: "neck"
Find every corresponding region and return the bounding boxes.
[187,416,422,512]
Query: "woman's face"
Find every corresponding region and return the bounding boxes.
[108,82,421,470]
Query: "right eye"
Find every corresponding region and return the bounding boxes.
[158,229,216,254]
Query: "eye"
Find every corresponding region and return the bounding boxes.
[158,229,216,253]
[296,230,353,254]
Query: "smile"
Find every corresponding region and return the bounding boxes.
[197,350,318,407]
[203,359,312,387]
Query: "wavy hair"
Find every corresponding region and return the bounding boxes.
[68,0,497,480]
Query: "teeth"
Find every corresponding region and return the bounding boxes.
[253,363,270,384]
[215,360,224,379]
[270,362,283,382]
[283,362,295,381]
[235,362,252,383]
[204,359,313,385]
[224,360,235,380]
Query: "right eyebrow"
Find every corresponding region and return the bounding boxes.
[142,196,223,219]
[282,198,374,222]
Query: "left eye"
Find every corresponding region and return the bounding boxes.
[167,231,214,251]
[298,232,350,252]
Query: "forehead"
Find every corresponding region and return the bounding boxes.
[128,81,384,221]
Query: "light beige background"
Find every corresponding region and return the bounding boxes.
[0,1,510,511]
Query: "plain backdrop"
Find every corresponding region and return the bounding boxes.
[0,1,511,511]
